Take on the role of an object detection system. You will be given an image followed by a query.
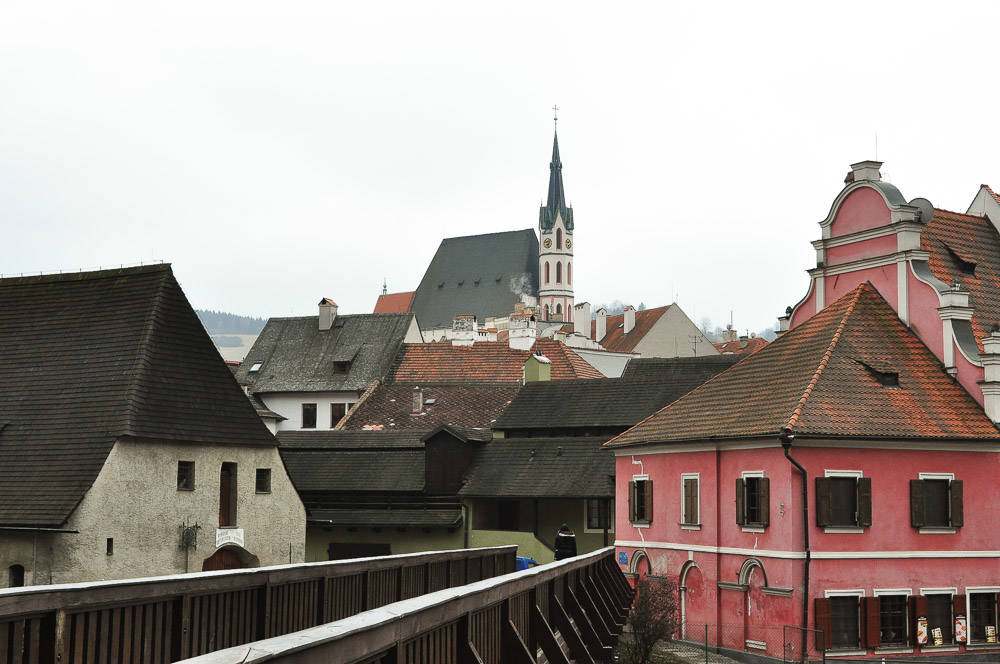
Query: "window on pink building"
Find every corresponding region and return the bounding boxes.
[628,479,652,524]
[816,475,871,528]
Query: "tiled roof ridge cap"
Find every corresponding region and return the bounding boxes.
[784,284,865,432]
[122,269,171,437]
[0,263,170,285]
[333,378,380,430]
[441,228,536,243]
[933,206,989,221]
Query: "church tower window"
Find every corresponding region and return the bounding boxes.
[557,228,563,250]
[544,304,550,319]
[556,262,562,284]
[556,303,562,316]
[568,262,572,285]
[545,262,550,284]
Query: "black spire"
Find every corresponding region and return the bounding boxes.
[540,127,574,231]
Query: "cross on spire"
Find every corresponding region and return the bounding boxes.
[552,105,559,124]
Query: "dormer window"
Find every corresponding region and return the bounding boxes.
[333,361,351,374]
[249,362,262,373]
[857,360,899,389]
[945,244,977,277]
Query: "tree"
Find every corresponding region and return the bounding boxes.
[616,576,681,664]
[637,302,647,311]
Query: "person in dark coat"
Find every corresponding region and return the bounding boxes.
[553,523,577,560]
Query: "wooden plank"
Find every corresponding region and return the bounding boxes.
[72,614,84,664]
[97,609,110,664]
[120,606,132,664]
[0,622,10,664]
[500,618,534,664]
[110,608,121,664]
[86,612,97,664]
[28,617,43,664]
[143,604,153,664]
[550,596,595,664]
[531,603,570,664]
[12,620,25,664]
[152,602,163,664]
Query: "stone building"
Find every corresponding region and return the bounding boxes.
[0,265,305,587]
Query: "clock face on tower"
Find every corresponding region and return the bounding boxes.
[565,239,572,249]
[543,238,552,248]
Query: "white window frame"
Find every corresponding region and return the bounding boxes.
[823,589,866,656]
[631,474,650,528]
[583,498,614,534]
[823,469,864,534]
[919,588,959,652]
[680,473,700,530]
[965,586,1000,645]
[740,470,765,533]
[917,473,957,534]
[873,588,913,654]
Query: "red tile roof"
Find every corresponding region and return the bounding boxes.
[922,208,1000,352]
[591,305,672,352]
[713,337,769,355]
[608,283,1000,447]
[373,291,415,314]
[391,339,603,383]
[339,382,520,432]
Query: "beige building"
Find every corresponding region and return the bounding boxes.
[585,303,720,358]
[0,265,305,588]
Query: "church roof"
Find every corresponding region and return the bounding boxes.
[409,229,539,330]
[373,291,415,314]
[539,130,574,232]
[0,265,276,528]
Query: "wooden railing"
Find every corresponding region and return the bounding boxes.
[0,546,515,664]
[179,547,633,664]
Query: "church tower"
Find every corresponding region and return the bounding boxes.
[538,114,574,322]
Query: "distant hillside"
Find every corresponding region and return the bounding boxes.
[196,309,266,334]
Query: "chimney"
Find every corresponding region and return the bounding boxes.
[775,306,792,337]
[508,313,537,351]
[318,298,338,331]
[595,308,607,341]
[980,326,1000,423]
[623,305,636,334]
[849,160,883,182]
[722,324,738,342]
[523,354,551,382]
[574,301,591,336]
[411,386,423,414]
[450,315,477,347]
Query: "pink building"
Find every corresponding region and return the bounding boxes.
[609,282,1000,659]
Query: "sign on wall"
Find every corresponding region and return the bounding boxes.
[618,550,629,566]
[216,528,245,548]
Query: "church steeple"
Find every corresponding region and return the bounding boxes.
[539,121,573,231]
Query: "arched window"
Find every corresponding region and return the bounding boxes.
[556,304,562,316]
[543,304,550,319]
[557,228,563,249]
[556,262,562,283]
[8,564,25,587]
[567,262,572,285]
[544,262,550,284]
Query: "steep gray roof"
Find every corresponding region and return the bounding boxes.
[461,437,613,498]
[0,265,277,528]
[410,229,539,330]
[235,312,415,392]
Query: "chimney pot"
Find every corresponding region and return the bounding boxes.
[318,298,338,331]
[574,301,591,336]
[595,308,607,341]
[623,305,636,334]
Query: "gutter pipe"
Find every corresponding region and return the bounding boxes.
[781,432,810,662]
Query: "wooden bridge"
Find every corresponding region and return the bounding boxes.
[0,546,631,664]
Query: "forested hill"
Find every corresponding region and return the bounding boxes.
[196,310,266,334]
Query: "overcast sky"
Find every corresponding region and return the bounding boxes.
[3,1,999,332]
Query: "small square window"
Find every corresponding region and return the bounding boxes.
[879,595,909,646]
[971,592,998,643]
[177,461,195,491]
[330,403,347,428]
[302,403,317,429]
[256,468,271,494]
[249,362,263,373]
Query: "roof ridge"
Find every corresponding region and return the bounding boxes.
[122,268,171,436]
[783,284,865,432]
[334,378,380,430]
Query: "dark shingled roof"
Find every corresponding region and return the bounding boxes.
[278,430,426,449]
[461,437,613,498]
[494,360,738,431]
[609,283,1000,448]
[338,382,519,433]
[308,507,462,528]
[410,229,539,330]
[620,355,741,381]
[0,265,276,528]
[234,312,416,392]
[281,448,425,493]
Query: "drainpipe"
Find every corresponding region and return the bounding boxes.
[781,431,810,662]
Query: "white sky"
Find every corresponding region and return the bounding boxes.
[2,1,999,332]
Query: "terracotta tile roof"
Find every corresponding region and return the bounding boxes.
[591,305,671,352]
[390,339,603,383]
[338,382,520,432]
[922,208,1000,352]
[373,291,415,314]
[713,337,769,355]
[608,283,1000,447]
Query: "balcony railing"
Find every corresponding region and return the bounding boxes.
[178,546,632,664]
[0,545,515,664]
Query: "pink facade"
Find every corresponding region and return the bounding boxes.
[615,444,1000,659]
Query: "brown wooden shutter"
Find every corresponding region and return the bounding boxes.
[643,481,654,524]
[910,479,925,528]
[684,478,698,524]
[628,481,636,522]
[950,480,964,528]
[759,477,770,528]
[954,594,967,618]
[735,478,745,526]
[911,595,928,645]
[863,596,881,649]
[814,598,832,650]
[815,477,832,527]
[857,477,872,528]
